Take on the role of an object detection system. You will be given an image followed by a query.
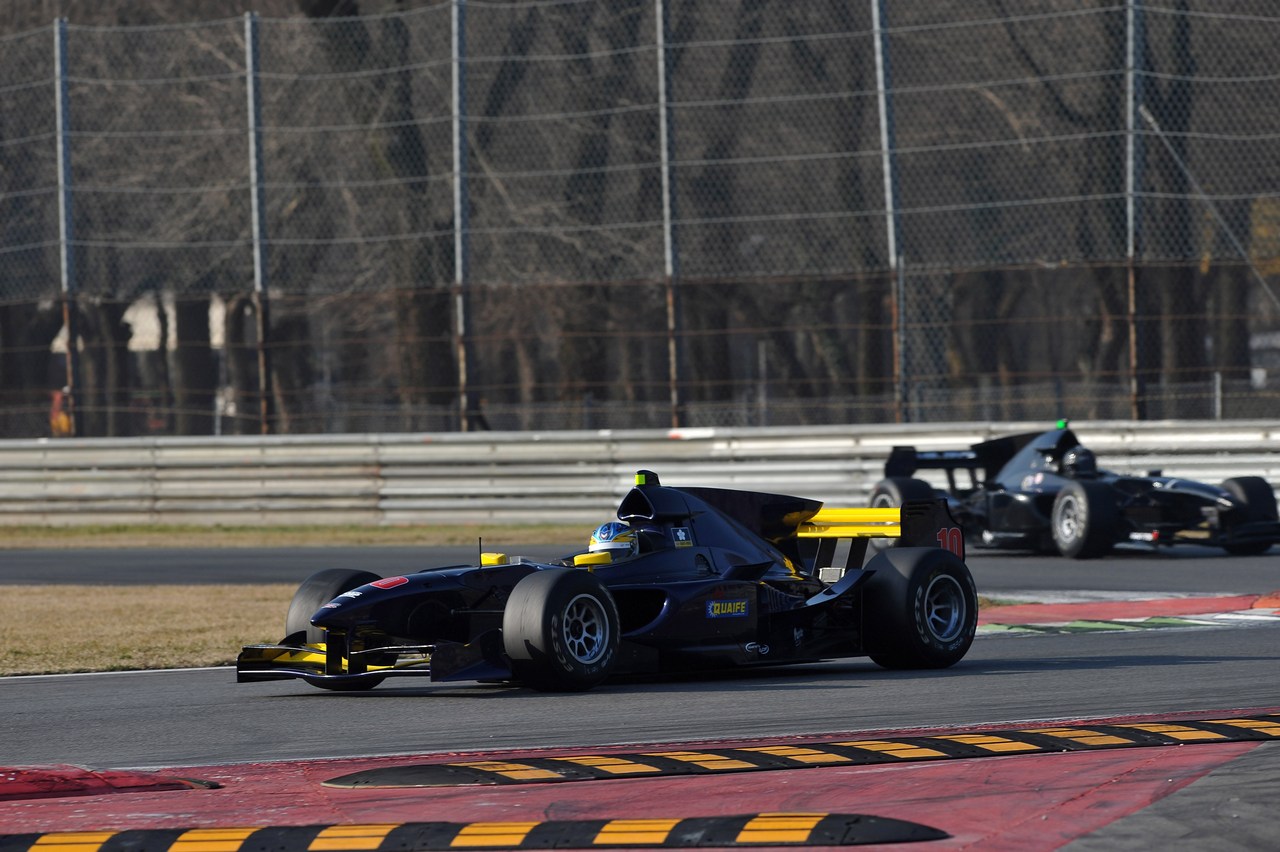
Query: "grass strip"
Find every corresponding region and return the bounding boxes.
[0,584,294,676]
[0,524,584,549]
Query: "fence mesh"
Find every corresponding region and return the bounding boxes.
[3,0,1280,438]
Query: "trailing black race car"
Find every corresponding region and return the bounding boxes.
[871,422,1280,559]
[238,470,976,693]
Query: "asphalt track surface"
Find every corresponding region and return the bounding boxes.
[1,544,1278,849]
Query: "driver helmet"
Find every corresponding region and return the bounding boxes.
[588,521,637,557]
[1061,446,1097,478]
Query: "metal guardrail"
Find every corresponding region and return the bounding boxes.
[0,421,1277,527]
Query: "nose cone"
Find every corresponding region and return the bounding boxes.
[309,597,356,628]
[307,574,422,629]
[308,579,389,627]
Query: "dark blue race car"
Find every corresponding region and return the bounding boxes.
[872,423,1280,559]
[238,470,977,692]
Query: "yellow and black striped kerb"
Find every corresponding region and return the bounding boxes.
[327,713,1280,788]
[0,812,947,851]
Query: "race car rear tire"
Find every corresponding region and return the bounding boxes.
[1050,480,1117,559]
[868,477,935,552]
[503,568,620,692]
[863,547,977,670]
[1221,476,1278,555]
[286,569,387,691]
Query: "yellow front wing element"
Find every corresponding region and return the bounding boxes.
[237,643,427,674]
[248,644,327,668]
[798,507,901,540]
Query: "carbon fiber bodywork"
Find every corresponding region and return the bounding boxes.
[238,471,973,690]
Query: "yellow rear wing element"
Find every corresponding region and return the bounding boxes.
[797,507,902,539]
[795,501,965,580]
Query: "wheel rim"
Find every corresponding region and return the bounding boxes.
[923,574,966,642]
[560,593,610,664]
[1056,494,1082,542]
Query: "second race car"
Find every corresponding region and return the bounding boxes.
[871,422,1280,559]
[238,470,977,692]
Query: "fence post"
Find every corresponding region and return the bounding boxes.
[244,12,273,434]
[655,0,685,428]
[1124,0,1147,420]
[54,18,83,438]
[871,0,904,423]
[452,0,476,431]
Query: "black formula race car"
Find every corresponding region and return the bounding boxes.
[871,423,1280,559]
[238,470,977,692]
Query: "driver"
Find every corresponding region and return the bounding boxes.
[588,521,638,559]
[1061,446,1098,478]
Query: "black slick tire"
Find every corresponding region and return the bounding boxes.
[1221,476,1278,555]
[863,547,977,670]
[286,568,386,691]
[503,568,620,692]
[286,568,382,643]
[1050,479,1117,559]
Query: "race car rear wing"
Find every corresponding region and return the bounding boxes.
[796,499,964,579]
[884,428,1072,491]
[884,446,987,494]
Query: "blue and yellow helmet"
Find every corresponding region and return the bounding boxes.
[589,521,637,556]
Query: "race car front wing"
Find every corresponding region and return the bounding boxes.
[236,628,515,686]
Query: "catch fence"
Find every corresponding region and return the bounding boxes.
[3,2,1280,438]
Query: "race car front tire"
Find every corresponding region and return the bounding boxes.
[286,568,387,691]
[863,547,977,670]
[1050,480,1117,559]
[1221,476,1279,555]
[286,568,382,644]
[503,568,620,692]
